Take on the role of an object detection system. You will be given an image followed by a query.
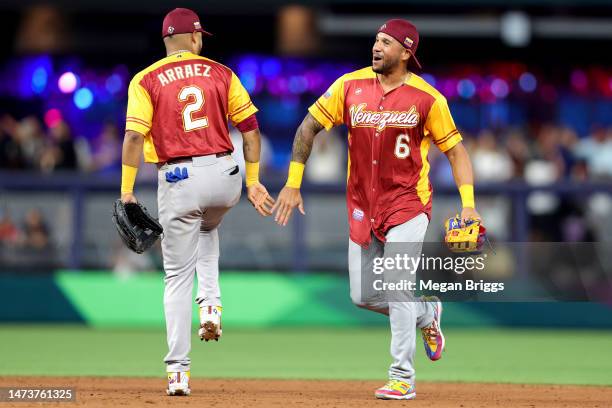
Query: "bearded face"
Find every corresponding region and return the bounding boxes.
[372,32,409,74]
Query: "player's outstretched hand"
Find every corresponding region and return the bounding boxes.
[247,182,275,217]
[272,186,305,226]
[121,193,138,204]
[460,207,482,226]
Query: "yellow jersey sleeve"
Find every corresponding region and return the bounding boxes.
[308,76,346,130]
[125,76,153,136]
[425,96,462,152]
[228,72,258,126]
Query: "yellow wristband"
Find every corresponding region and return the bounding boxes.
[245,161,260,187]
[286,161,305,189]
[459,184,475,208]
[121,164,138,194]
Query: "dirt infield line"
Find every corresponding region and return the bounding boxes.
[0,376,611,407]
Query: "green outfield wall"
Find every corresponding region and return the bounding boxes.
[1,271,611,328]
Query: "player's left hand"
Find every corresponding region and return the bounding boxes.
[121,193,138,204]
[272,186,305,226]
[247,182,275,217]
[460,207,482,226]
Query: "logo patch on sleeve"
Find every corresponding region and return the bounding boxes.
[352,208,364,222]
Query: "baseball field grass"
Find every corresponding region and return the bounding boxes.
[1,325,611,386]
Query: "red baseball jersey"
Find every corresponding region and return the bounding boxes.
[125,51,257,163]
[308,67,462,247]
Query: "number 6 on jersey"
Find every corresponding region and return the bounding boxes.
[179,85,209,131]
[394,134,410,159]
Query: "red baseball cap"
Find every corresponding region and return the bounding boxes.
[162,8,212,38]
[378,19,422,71]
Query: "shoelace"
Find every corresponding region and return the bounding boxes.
[422,322,439,341]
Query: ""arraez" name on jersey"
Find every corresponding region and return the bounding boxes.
[349,103,419,131]
[157,63,212,86]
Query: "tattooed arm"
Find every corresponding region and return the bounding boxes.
[272,114,326,226]
[291,113,325,163]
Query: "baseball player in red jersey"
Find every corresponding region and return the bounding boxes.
[273,19,482,400]
[120,8,274,396]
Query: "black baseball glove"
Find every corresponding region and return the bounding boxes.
[112,199,163,254]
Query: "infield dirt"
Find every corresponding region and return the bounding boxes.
[1,376,611,407]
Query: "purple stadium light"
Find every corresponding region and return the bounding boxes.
[518,72,537,93]
[105,74,123,94]
[421,73,436,87]
[570,70,588,92]
[490,78,510,99]
[58,72,78,93]
[457,79,476,99]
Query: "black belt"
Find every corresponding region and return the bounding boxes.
[162,152,231,167]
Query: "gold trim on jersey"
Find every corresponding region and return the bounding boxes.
[416,137,432,205]
[346,131,352,185]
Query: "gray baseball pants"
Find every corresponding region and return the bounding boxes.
[157,154,242,372]
[348,212,435,383]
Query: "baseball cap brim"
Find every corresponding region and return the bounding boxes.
[163,29,212,38]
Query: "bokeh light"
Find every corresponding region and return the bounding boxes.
[238,57,258,77]
[58,72,79,93]
[490,78,510,98]
[518,72,537,92]
[261,58,282,78]
[457,79,476,99]
[421,73,436,87]
[105,74,123,94]
[240,72,257,93]
[44,108,62,128]
[440,79,457,99]
[570,70,588,91]
[31,67,48,94]
[288,75,308,94]
[74,88,94,109]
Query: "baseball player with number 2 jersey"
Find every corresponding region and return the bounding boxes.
[120,8,274,396]
[273,19,482,400]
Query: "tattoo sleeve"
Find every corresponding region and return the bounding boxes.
[291,113,325,163]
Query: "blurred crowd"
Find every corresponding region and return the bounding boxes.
[428,124,612,185]
[2,111,612,185]
[2,112,612,273]
[426,124,612,244]
[0,113,122,173]
[0,207,51,250]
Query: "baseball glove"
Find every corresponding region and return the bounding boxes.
[112,199,163,254]
[444,215,487,254]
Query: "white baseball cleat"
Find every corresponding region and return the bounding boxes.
[199,305,222,342]
[166,371,190,396]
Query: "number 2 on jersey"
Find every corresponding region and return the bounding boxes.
[179,86,209,131]
[394,134,410,159]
